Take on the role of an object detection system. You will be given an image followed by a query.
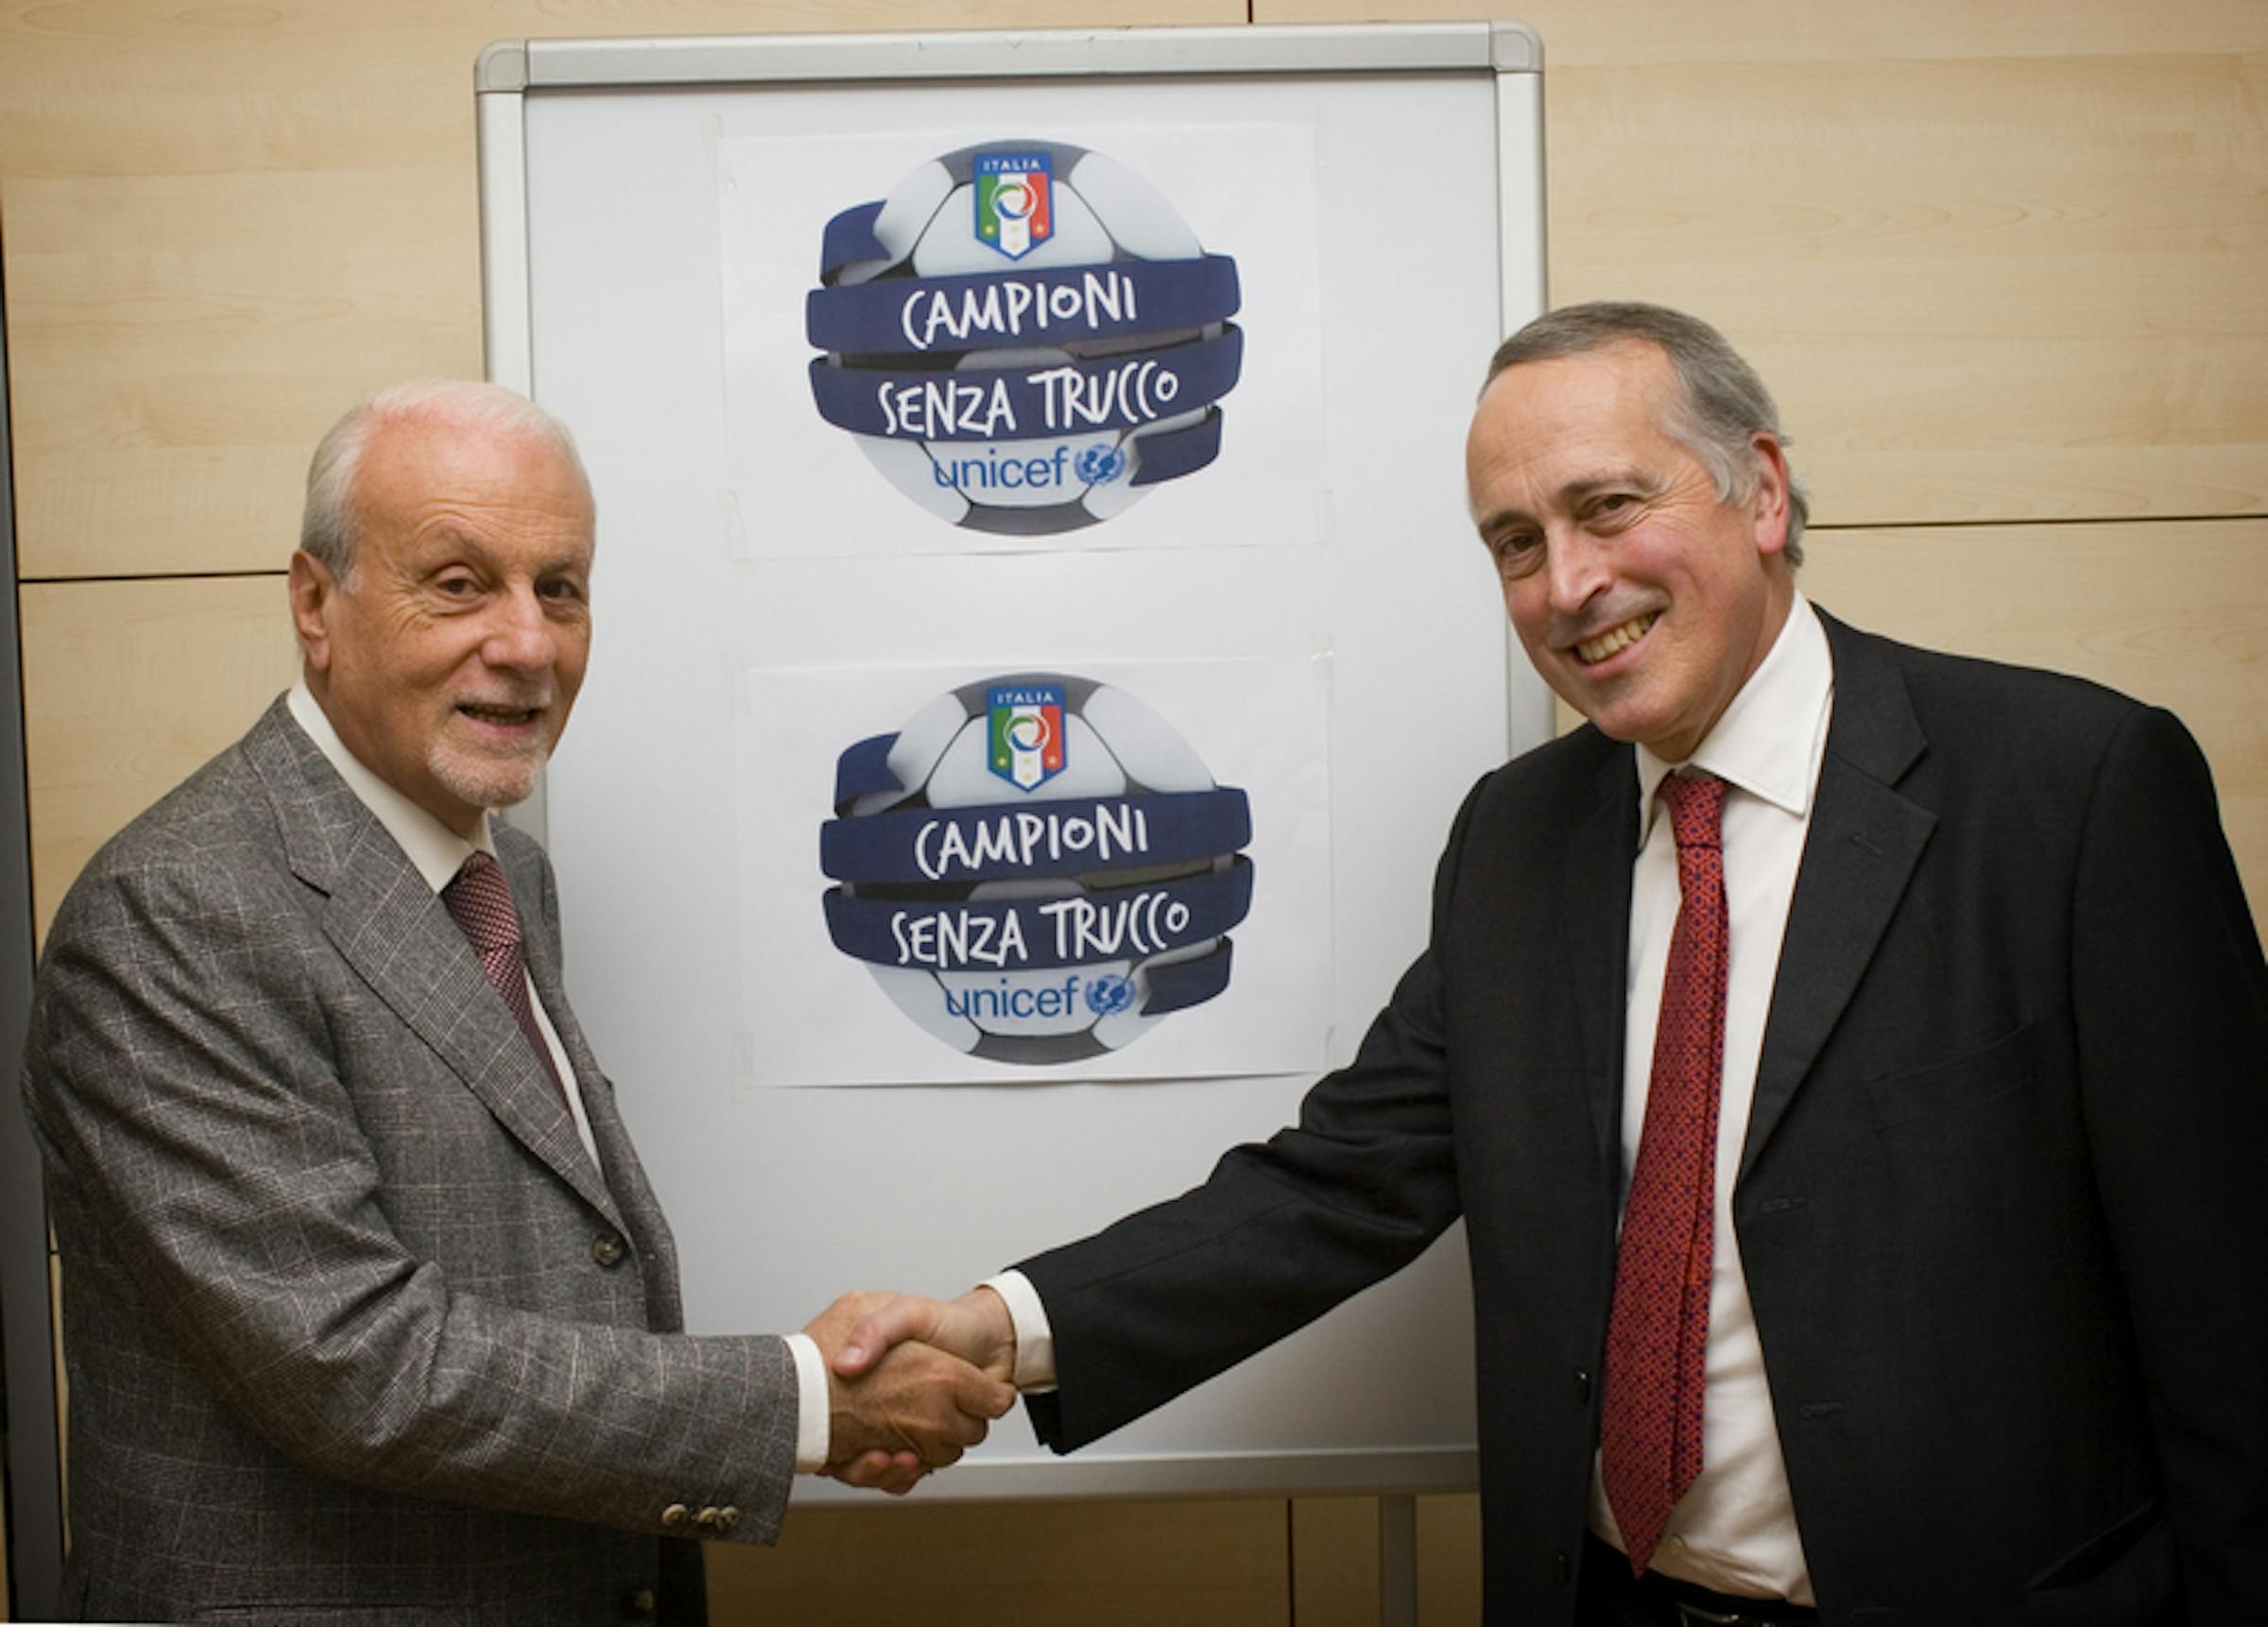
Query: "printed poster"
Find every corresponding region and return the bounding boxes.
[735,657,1334,1087]
[720,124,1326,557]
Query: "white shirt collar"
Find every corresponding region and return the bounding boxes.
[1634,591,1833,843]
[287,677,494,893]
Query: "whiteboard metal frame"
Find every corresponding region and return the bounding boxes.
[476,24,1540,95]
[473,20,1549,1504]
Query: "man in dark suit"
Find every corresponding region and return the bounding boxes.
[834,305,2268,1623]
[20,381,1010,1624]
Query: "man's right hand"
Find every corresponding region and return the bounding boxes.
[824,1288,1020,1492]
[801,1292,1016,1496]
[838,1287,1017,1382]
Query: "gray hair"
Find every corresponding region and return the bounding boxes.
[1486,302,1809,566]
[299,380,590,584]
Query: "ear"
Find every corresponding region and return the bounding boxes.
[1747,432,1794,560]
[287,550,338,674]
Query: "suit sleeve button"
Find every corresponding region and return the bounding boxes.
[623,1586,658,1618]
[695,1506,722,1530]
[592,1233,627,1268]
[717,1505,741,1533]
[661,1503,690,1530]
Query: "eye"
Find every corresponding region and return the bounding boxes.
[432,573,479,599]
[537,575,588,605]
[1588,491,1643,529]
[1486,532,1544,580]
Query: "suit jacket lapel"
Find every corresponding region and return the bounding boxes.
[1567,740,1641,1180]
[516,902,687,1331]
[1742,613,1935,1180]
[243,701,624,1225]
[501,842,677,1297]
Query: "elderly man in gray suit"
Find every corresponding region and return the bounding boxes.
[19,381,1008,1625]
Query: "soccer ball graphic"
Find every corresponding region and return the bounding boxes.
[805,142,1244,536]
[820,673,1253,1064]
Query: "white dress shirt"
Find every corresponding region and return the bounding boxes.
[1588,592,1833,1601]
[990,595,1835,1600]
[287,681,833,1471]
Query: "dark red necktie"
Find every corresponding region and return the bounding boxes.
[441,851,568,1105]
[1602,771,1729,1573]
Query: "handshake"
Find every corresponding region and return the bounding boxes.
[801,1287,1021,1496]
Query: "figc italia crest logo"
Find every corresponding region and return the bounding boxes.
[988,683,1066,791]
[973,153,1053,259]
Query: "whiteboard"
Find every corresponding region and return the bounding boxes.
[477,23,1547,1503]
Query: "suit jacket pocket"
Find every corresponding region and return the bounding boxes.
[2025,1499,2181,1627]
[1864,1019,2037,1131]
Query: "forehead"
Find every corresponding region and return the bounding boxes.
[355,415,594,558]
[1466,343,1684,507]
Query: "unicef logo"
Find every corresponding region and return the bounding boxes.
[1074,444,1128,486]
[803,142,1243,535]
[1083,975,1137,1018]
[818,673,1255,1064]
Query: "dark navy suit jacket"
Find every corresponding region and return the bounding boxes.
[1021,612,2268,1625]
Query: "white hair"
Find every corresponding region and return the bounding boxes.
[298,380,590,583]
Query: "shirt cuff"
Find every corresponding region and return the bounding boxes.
[785,1331,830,1473]
[980,1270,1058,1393]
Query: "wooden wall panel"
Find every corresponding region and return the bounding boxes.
[1262,1,2268,531]
[1289,1495,1484,1627]
[1543,54,2267,529]
[0,0,1245,582]
[707,1497,1292,1626]
[7,1,2263,1619]
[18,575,298,939]
[1291,1497,1375,1627]
[1799,518,2268,912]
[1260,0,2268,64]
[1417,1495,1484,1626]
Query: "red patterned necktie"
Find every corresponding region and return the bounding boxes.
[1602,771,1729,1574]
[441,851,567,1105]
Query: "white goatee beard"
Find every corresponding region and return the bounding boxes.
[429,739,550,814]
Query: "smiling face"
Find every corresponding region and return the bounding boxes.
[289,412,594,837]
[1467,341,1795,762]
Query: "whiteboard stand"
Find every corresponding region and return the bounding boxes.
[472,5,1549,1580]
[1382,1494,1419,1627]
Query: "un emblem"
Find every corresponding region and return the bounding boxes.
[1074,444,1129,486]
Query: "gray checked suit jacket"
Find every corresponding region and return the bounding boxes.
[20,697,799,1625]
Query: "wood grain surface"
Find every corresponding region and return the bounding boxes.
[4,2,2259,1619]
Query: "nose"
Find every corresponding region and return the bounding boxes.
[1542,528,1610,618]
[479,584,557,674]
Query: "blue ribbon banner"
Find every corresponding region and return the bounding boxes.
[821,786,1252,884]
[1142,938,1235,1016]
[807,251,1242,355]
[809,327,1242,444]
[817,200,893,281]
[823,857,1253,974]
[831,732,905,808]
[1125,409,1224,487]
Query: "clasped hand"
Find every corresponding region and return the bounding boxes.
[802,1288,1019,1496]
